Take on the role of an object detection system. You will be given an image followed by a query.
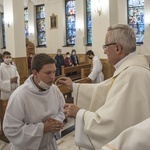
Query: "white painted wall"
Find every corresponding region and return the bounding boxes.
[1,0,150,58]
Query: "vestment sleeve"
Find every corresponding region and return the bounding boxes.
[102,118,150,150]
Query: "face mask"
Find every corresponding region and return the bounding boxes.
[58,52,61,55]
[4,58,12,64]
[88,57,92,60]
[72,52,76,55]
[67,55,70,58]
[38,80,50,90]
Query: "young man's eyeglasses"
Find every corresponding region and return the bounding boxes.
[102,43,117,50]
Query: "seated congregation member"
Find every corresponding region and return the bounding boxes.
[71,49,79,75]
[55,49,65,76]
[0,51,20,100]
[71,49,79,66]
[102,118,150,150]
[64,52,73,67]
[3,53,65,150]
[64,52,73,77]
[59,24,150,149]
[86,50,104,83]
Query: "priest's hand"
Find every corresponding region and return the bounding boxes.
[64,103,80,118]
[43,118,64,133]
[57,77,73,91]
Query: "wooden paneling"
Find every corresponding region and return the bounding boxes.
[12,57,28,84]
[26,39,35,56]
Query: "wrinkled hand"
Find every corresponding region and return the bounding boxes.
[10,76,18,83]
[43,117,64,133]
[58,77,73,91]
[64,103,80,118]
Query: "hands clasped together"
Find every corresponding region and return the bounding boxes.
[43,118,64,133]
[43,77,80,133]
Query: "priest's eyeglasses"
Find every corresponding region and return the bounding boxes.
[102,43,117,50]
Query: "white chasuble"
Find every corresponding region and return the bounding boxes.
[102,118,150,150]
[73,54,150,149]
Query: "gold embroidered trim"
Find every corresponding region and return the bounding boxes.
[76,83,81,105]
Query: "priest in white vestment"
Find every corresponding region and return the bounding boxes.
[0,51,20,100]
[102,118,150,150]
[59,24,150,150]
[3,54,65,150]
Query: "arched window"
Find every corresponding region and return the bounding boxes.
[1,13,6,48]
[127,0,144,44]
[24,8,29,39]
[86,0,92,45]
[36,4,46,47]
[65,0,76,46]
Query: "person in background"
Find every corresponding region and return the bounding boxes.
[55,49,65,76]
[0,51,20,100]
[64,52,73,67]
[86,50,104,83]
[28,52,34,76]
[71,49,79,75]
[59,24,150,149]
[64,52,73,77]
[3,53,65,150]
[71,49,79,66]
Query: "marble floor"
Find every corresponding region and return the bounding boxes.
[0,118,79,150]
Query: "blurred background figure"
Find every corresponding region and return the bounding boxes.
[71,49,79,66]
[0,51,20,100]
[64,52,73,77]
[64,52,73,67]
[28,52,34,76]
[86,50,104,83]
[55,49,65,76]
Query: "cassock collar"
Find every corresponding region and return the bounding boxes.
[114,52,136,70]
[1,62,11,67]
[24,75,51,95]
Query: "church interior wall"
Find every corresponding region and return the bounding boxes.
[1,0,150,57]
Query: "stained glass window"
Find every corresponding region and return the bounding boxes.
[24,8,29,39]
[36,5,46,46]
[1,13,6,48]
[65,0,76,45]
[127,0,144,44]
[86,0,92,45]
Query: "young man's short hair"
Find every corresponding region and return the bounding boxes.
[31,53,55,72]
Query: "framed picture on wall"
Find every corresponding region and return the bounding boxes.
[49,13,58,29]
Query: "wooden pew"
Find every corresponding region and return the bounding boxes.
[61,64,91,81]
[0,100,9,142]
[57,78,91,104]
[81,67,91,79]
[81,59,115,80]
